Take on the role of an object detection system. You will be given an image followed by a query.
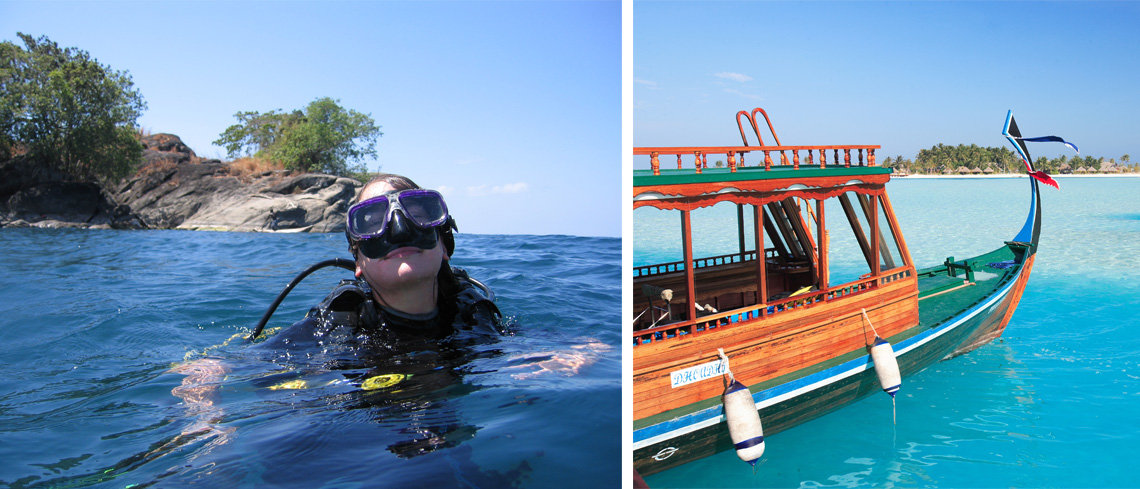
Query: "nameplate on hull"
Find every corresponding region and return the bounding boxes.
[670,359,726,388]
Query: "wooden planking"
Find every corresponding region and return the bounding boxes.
[634,277,915,372]
[633,277,918,419]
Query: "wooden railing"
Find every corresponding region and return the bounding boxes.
[634,145,881,176]
[631,267,914,346]
[633,250,758,278]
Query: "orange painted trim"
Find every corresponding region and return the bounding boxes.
[633,179,889,212]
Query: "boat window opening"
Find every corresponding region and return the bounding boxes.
[838,191,875,272]
[878,193,912,268]
[632,203,764,330]
[685,202,760,322]
[825,194,874,285]
[761,205,791,262]
[761,198,820,303]
[632,206,684,269]
[852,193,893,272]
[875,195,906,272]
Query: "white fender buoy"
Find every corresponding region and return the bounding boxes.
[718,348,764,465]
[862,309,901,424]
[868,336,901,397]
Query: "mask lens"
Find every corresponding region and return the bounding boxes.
[348,196,391,239]
[355,223,439,259]
[398,191,448,228]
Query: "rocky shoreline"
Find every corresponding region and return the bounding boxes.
[0,134,360,233]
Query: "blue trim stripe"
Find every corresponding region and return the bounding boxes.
[1013,177,1037,244]
[1003,111,1032,167]
[734,436,764,450]
[633,267,1023,448]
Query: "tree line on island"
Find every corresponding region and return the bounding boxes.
[884,144,1134,176]
[711,143,1134,175]
[1,33,381,185]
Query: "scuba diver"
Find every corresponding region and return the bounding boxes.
[253,172,503,350]
[167,172,602,479]
[169,174,505,459]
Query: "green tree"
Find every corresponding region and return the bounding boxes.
[214,97,380,177]
[213,109,301,158]
[0,33,145,180]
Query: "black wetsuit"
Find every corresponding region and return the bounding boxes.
[257,267,503,355]
[236,268,505,462]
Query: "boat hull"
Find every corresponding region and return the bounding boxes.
[633,255,1033,475]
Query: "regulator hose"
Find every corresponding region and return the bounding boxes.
[248,258,356,341]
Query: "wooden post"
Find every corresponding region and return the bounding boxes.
[764,151,772,170]
[817,198,828,293]
[737,204,746,258]
[682,210,697,323]
[728,152,736,172]
[755,204,767,314]
[793,150,800,169]
[695,152,703,174]
[651,152,660,176]
[870,194,880,278]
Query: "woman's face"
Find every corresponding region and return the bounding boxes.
[353,181,447,290]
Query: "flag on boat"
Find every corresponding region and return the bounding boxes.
[1002,111,1078,189]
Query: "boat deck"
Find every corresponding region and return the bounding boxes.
[914,244,1024,332]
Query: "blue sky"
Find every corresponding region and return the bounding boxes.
[2,1,620,237]
[635,1,1140,167]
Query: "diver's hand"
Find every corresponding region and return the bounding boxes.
[170,358,231,443]
[506,340,610,379]
[171,358,229,409]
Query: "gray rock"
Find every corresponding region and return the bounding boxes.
[172,173,359,232]
[2,180,141,229]
[1,133,360,233]
[112,161,359,233]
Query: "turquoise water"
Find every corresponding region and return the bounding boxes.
[639,177,1140,488]
[0,231,620,488]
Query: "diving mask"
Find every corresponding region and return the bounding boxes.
[347,189,451,259]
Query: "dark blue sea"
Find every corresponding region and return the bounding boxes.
[0,231,620,488]
[637,177,1140,488]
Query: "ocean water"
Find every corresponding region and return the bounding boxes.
[638,177,1140,488]
[0,231,620,488]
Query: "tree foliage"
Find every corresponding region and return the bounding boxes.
[0,33,145,180]
[896,143,1133,175]
[214,97,380,177]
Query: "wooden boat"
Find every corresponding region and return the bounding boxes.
[632,108,1042,475]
